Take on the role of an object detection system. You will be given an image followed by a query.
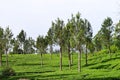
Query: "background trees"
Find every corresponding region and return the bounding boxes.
[84,19,93,66]
[12,38,20,54]
[64,19,72,69]
[93,30,103,52]
[36,35,48,67]
[53,18,65,71]
[17,30,26,54]
[0,27,4,66]
[24,37,35,54]
[0,12,120,73]
[74,12,85,72]
[101,17,113,58]
[46,22,55,59]
[4,27,13,67]
[114,20,120,49]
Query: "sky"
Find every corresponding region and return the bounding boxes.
[0,0,120,39]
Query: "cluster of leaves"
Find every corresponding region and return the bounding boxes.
[1,67,16,78]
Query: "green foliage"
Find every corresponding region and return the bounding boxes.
[17,29,26,53]
[101,17,113,51]
[47,22,54,45]
[93,30,103,51]
[0,27,4,66]
[97,49,109,55]
[36,35,48,53]
[110,45,118,53]
[2,67,16,77]
[17,30,26,44]
[53,18,65,46]
[11,38,20,54]
[0,27,4,38]
[24,37,35,54]
[114,20,120,49]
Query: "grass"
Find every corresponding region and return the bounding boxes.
[1,52,120,80]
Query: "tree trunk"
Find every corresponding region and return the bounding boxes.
[108,44,111,59]
[78,49,82,72]
[85,44,88,66]
[0,52,2,66]
[68,43,71,69]
[71,49,73,65]
[6,50,8,67]
[50,45,53,60]
[40,53,43,67]
[71,53,73,65]
[60,46,62,71]
[22,43,24,54]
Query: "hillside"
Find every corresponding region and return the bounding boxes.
[1,52,120,80]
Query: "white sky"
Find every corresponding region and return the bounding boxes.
[0,0,120,39]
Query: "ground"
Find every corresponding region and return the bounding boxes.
[0,52,120,80]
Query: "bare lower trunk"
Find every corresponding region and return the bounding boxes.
[85,44,88,66]
[70,49,73,65]
[60,46,62,71]
[68,44,71,69]
[71,52,73,65]
[85,53,88,66]
[78,49,81,72]
[0,52,2,66]
[50,45,53,60]
[6,50,8,67]
[50,53,52,60]
[40,53,43,67]
[108,45,111,59]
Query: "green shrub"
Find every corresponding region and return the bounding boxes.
[97,49,109,55]
[110,45,118,53]
[2,67,16,77]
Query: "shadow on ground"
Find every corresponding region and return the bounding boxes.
[5,72,77,80]
[84,77,120,80]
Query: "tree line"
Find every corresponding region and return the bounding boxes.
[0,12,120,72]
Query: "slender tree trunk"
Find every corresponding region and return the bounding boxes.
[71,53,73,65]
[0,52,2,66]
[50,45,53,60]
[40,53,43,67]
[22,43,24,54]
[60,46,62,71]
[71,49,73,65]
[0,44,2,66]
[78,48,82,72]
[108,44,111,59]
[6,50,8,67]
[68,43,71,69]
[85,44,88,66]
